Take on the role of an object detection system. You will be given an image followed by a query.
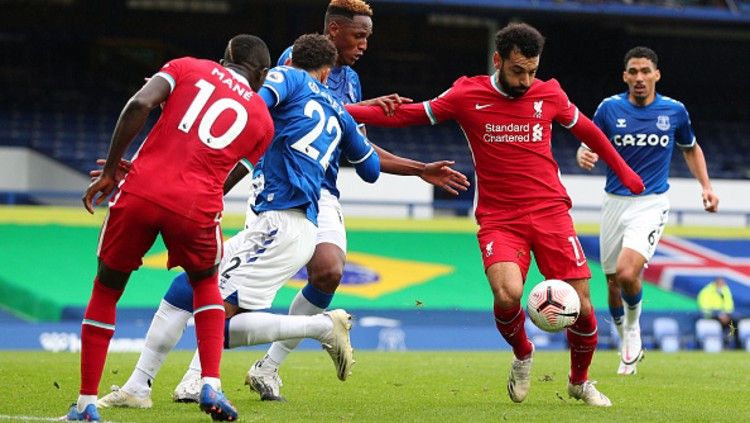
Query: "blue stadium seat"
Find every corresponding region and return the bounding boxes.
[738,318,750,352]
[695,318,723,353]
[652,317,680,352]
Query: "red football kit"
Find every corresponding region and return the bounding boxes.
[347,74,643,280]
[99,57,274,272]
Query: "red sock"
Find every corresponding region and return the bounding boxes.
[190,274,225,378]
[566,311,598,385]
[80,278,123,395]
[494,303,533,359]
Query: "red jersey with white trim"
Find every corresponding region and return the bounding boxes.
[425,75,579,219]
[120,57,274,223]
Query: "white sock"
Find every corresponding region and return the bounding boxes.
[202,376,221,391]
[182,349,202,381]
[76,395,97,412]
[227,312,331,349]
[625,301,642,328]
[265,290,325,366]
[121,300,191,396]
[614,321,624,341]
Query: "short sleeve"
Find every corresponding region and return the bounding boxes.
[153,57,190,93]
[592,100,608,132]
[340,113,375,163]
[261,66,295,107]
[550,79,580,129]
[675,104,696,148]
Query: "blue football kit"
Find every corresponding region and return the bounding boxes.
[253,65,377,225]
[593,92,695,196]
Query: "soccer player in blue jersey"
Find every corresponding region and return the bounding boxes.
[576,46,719,375]
[243,0,469,401]
[97,34,380,409]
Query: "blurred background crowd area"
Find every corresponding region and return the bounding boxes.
[1,0,748,185]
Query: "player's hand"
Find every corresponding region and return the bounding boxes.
[420,160,470,196]
[576,146,599,171]
[357,94,413,116]
[702,189,719,213]
[622,168,645,195]
[83,174,118,214]
[89,158,132,182]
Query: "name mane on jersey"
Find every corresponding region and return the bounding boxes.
[613,133,669,147]
[209,67,253,101]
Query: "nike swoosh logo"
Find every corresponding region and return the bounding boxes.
[576,259,587,267]
[475,103,493,110]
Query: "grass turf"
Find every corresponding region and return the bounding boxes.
[0,350,748,422]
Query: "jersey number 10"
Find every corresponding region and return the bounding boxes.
[178,79,249,149]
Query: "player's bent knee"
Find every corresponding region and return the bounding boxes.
[309,268,343,293]
[96,260,131,291]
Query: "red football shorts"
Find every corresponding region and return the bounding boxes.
[97,191,223,273]
[476,202,591,282]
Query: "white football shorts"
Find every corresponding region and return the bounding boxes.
[220,209,317,310]
[244,188,347,253]
[599,193,670,274]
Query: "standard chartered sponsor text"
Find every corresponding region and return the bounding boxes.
[484,122,534,143]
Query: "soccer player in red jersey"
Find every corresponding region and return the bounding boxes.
[346,22,645,407]
[67,35,274,421]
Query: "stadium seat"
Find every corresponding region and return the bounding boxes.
[695,318,723,353]
[652,317,680,353]
[738,318,750,352]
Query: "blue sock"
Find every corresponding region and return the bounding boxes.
[622,289,643,309]
[301,283,334,309]
[163,272,194,312]
[609,305,624,326]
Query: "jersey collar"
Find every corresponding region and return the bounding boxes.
[490,72,511,98]
[226,67,250,88]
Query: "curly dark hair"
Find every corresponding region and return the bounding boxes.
[291,33,338,71]
[624,46,658,69]
[494,22,545,60]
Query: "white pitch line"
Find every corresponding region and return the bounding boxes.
[0,415,125,423]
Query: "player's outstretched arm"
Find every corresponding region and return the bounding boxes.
[682,144,719,212]
[346,102,431,127]
[569,114,644,195]
[356,93,413,116]
[84,77,171,213]
[419,161,470,195]
[369,144,469,195]
[575,145,599,171]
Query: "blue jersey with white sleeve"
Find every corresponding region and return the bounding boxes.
[593,92,696,196]
[278,46,363,198]
[253,65,377,225]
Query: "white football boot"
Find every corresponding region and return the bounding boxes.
[320,309,355,381]
[568,380,613,407]
[507,342,535,403]
[246,357,285,401]
[97,385,153,409]
[619,324,644,375]
[172,372,202,403]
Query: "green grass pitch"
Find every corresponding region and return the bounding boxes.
[1,350,748,422]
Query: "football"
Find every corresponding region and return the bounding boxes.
[527,279,581,332]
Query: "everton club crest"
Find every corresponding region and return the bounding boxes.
[656,115,671,131]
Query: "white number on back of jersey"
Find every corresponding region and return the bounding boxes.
[291,99,342,170]
[178,79,248,149]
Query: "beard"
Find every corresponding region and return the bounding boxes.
[498,72,529,98]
